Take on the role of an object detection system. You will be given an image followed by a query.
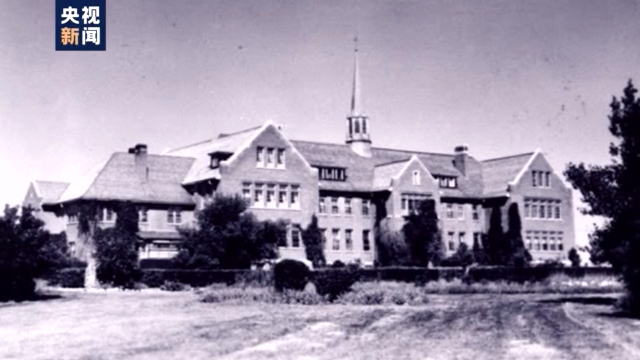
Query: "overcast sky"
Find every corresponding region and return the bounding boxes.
[1,0,639,246]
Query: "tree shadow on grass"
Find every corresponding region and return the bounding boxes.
[539,296,618,306]
[0,292,65,307]
[539,295,640,319]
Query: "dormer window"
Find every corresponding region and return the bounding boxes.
[318,167,347,181]
[209,152,232,169]
[436,175,457,188]
[532,170,551,188]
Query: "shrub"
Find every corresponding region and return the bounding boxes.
[337,288,384,305]
[50,268,85,288]
[160,281,188,292]
[331,260,346,268]
[140,270,167,288]
[313,268,359,301]
[274,259,310,292]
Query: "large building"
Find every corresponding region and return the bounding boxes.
[25,49,575,265]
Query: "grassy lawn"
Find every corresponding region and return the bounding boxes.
[1,289,639,360]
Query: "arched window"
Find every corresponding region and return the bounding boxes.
[354,119,360,133]
[362,118,367,134]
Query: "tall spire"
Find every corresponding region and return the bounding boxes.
[346,37,372,157]
[350,37,364,117]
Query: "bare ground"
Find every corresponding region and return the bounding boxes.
[0,290,639,360]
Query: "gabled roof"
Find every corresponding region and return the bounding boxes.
[481,152,536,197]
[291,140,377,192]
[373,159,410,190]
[166,125,263,185]
[371,147,462,177]
[34,180,70,204]
[58,153,196,205]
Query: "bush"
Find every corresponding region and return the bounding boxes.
[313,268,359,301]
[331,260,346,268]
[50,268,85,288]
[273,259,310,292]
[160,281,189,292]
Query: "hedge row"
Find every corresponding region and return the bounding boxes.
[47,266,615,289]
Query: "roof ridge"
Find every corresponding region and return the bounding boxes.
[482,152,535,163]
[372,145,454,157]
[217,124,263,138]
[375,158,412,167]
[167,138,213,153]
[74,154,115,201]
[113,152,196,160]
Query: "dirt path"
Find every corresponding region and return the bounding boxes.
[0,291,638,360]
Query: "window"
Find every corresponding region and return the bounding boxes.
[68,241,76,256]
[524,198,562,219]
[549,232,557,251]
[266,184,276,207]
[138,208,148,223]
[445,203,454,219]
[542,232,548,251]
[68,213,78,224]
[290,185,300,208]
[354,119,360,133]
[448,232,455,251]
[456,204,464,219]
[345,229,353,250]
[532,170,537,187]
[331,197,339,214]
[362,119,367,133]
[472,205,479,220]
[266,148,275,167]
[254,183,264,207]
[332,229,340,250]
[167,209,181,224]
[256,147,265,167]
[363,230,371,251]
[458,232,466,244]
[401,193,430,215]
[291,225,301,248]
[544,172,550,187]
[318,167,347,181]
[412,170,420,185]
[362,199,371,216]
[319,197,327,214]
[534,232,540,250]
[436,176,457,188]
[344,198,352,215]
[473,232,482,247]
[103,208,114,222]
[242,183,252,204]
[526,233,532,250]
[557,232,564,251]
[320,228,327,248]
[537,171,543,188]
[276,148,285,168]
[278,184,287,207]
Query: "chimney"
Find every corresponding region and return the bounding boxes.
[134,144,147,155]
[453,144,469,176]
[131,144,149,182]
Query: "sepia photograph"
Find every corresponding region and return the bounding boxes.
[1,0,640,359]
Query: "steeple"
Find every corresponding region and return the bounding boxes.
[346,37,372,157]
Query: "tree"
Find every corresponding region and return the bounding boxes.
[505,203,532,267]
[374,220,410,267]
[174,194,284,269]
[484,206,505,265]
[73,201,103,288]
[568,248,581,268]
[302,215,326,268]
[472,235,489,265]
[445,242,475,268]
[94,202,141,288]
[402,199,444,266]
[0,206,67,300]
[564,80,640,315]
